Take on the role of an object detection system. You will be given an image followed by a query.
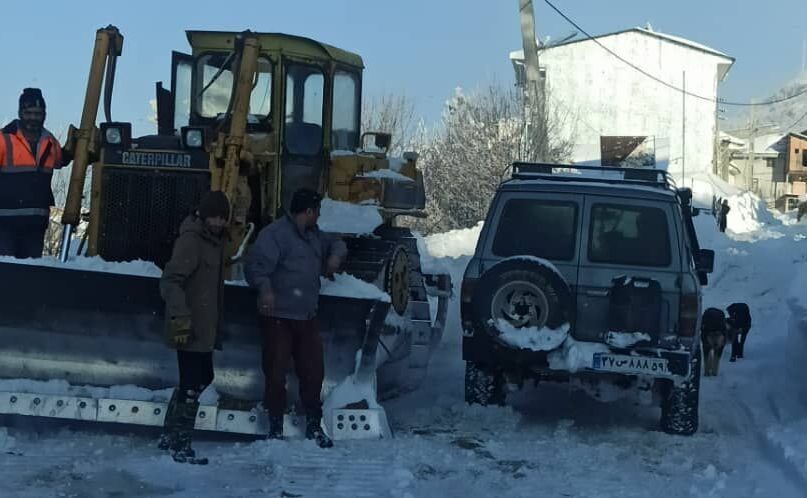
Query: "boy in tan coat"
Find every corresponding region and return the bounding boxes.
[158,191,230,464]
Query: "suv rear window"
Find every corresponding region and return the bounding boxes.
[588,204,671,267]
[492,199,578,260]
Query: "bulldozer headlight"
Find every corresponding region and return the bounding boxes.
[100,122,131,148]
[105,127,122,145]
[182,127,204,149]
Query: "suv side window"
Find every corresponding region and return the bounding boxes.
[491,199,578,260]
[588,204,671,267]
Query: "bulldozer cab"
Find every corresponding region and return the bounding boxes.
[161,31,364,221]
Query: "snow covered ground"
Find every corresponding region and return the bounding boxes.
[3,191,807,497]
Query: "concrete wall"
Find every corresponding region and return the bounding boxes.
[538,31,731,184]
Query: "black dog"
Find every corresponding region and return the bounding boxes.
[726,303,751,362]
[701,307,728,376]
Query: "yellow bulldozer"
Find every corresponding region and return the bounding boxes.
[0,26,450,440]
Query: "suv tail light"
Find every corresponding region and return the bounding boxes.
[678,293,699,337]
[461,278,478,332]
[461,279,477,304]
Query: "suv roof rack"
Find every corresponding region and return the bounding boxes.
[510,162,678,193]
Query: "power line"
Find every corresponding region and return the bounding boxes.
[788,107,807,132]
[543,0,807,107]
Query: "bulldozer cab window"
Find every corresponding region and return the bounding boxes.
[285,64,324,156]
[172,52,193,132]
[332,71,360,151]
[195,53,272,123]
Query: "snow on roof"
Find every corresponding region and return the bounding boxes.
[729,132,786,155]
[720,131,746,148]
[510,27,733,62]
[634,27,728,58]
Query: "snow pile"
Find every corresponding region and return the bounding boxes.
[0,428,15,452]
[787,263,807,404]
[688,171,741,209]
[0,255,162,277]
[494,319,569,351]
[322,349,391,439]
[361,169,414,182]
[568,377,653,404]
[766,420,807,482]
[787,262,807,317]
[318,198,383,234]
[547,336,610,373]
[388,156,413,172]
[725,191,779,234]
[323,373,380,411]
[321,272,390,302]
[423,221,483,259]
[605,331,651,348]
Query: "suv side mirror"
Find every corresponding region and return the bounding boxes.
[695,249,714,274]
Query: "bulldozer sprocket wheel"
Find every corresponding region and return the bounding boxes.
[386,246,410,315]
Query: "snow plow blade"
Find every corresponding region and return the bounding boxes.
[0,260,412,438]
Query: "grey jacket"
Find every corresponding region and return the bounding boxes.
[244,216,348,320]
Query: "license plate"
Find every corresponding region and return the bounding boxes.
[592,353,670,376]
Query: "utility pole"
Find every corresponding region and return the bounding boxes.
[748,101,756,193]
[682,70,686,186]
[519,0,542,159]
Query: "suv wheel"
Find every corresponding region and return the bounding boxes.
[474,259,572,334]
[659,348,701,435]
[464,361,506,406]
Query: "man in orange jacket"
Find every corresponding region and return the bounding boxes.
[0,88,71,258]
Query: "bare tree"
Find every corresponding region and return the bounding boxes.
[414,84,573,233]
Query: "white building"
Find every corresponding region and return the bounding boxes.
[511,27,735,184]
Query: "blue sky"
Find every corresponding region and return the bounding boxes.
[0,0,804,137]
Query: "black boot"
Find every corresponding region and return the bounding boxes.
[170,388,208,465]
[266,415,284,440]
[305,417,333,448]
[158,389,181,451]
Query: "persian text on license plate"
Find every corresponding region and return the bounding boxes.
[592,353,670,376]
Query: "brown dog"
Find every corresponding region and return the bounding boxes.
[701,307,728,376]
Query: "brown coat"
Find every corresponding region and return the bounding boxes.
[159,215,225,352]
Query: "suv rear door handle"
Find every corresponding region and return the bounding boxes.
[585,289,609,297]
